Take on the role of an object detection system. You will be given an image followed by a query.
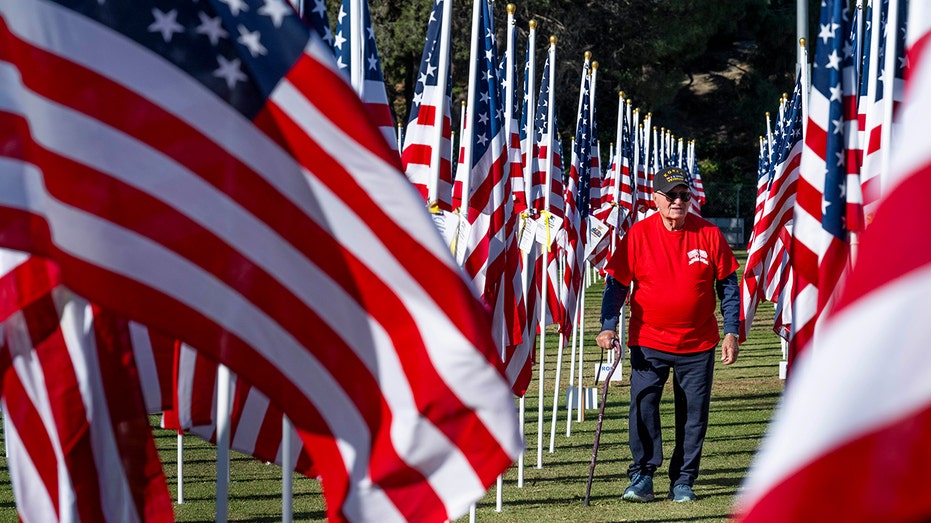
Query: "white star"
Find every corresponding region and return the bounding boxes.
[418,71,428,85]
[425,63,437,78]
[818,23,835,44]
[478,112,489,126]
[237,25,267,57]
[334,30,347,50]
[214,55,247,89]
[337,4,347,25]
[825,49,841,70]
[412,91,423,106]
[196,11,228,46]
[336,56,347,70]
[312,0,327,18]
[219,0,249,16]
[258,0,291,28]
[321,26,334,44]
[148,8,183,43]
[829,84,842,102]
[367,26,375,41]
[476,133,488,147]
[368,53,378,71]
[480,91,490,105]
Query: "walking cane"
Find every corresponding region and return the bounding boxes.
[584,339,622,506]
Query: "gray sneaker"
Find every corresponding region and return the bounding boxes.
[669,483,697,502]
[622,473,655,502]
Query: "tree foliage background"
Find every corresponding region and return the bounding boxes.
[353,0,816,222]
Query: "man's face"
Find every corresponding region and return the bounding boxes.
[654,184,691,221]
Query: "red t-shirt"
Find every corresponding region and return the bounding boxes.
[605,213,740,353]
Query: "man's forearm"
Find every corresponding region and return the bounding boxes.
[717,271,740,334]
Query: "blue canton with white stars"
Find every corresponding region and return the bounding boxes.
[813,0,854,238]
[57,0,310,119]
[334,0,386,81]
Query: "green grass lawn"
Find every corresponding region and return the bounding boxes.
[0,252,786,522]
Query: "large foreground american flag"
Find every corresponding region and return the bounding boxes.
[0,1,521,521]
[737,2,931,520]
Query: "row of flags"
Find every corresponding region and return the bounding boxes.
[0,0,714,520]
[737,0,931,520]
[395,0,707,399]
[741,0,908,366]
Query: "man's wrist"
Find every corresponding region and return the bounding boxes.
[724,332,739,343]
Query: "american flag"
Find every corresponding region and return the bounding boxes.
[518,34,535,208]
[299,0,334,50]
[741,78,803,341]
[635,120,655,213]
[789,0,861,364]
[163,344,316,478]
[0,251,173,523]
[622,110,640,217]
[334,0,397,150]
[587,66,604,214]
[514,26,539,386]
[528,47,565,328]
[400,0,454,211]
[584,65,613,270]
[0,2,521,521]
[457,0,524,364]
[559,57,592,336]
[688,140,706,209]
[737,8,931,519]
[125,319,177,414]
[859,0,908,223]
[499,5,526,217]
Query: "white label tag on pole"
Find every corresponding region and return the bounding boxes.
[519,216,538,253]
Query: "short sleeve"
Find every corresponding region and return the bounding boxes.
[605,233,634,286]
[712,226,740,280]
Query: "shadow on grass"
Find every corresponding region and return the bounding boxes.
[186,512,325,523]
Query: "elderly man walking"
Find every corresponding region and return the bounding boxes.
[596,166,741,503]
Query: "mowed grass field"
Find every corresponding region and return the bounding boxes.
[0,251,787,522]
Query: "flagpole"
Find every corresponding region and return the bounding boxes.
[177,433,184,504]
[517,18,536,489]
[523,21,537,196]
[282,416,293,523]
[350,0,363,94]
[537,36,557,470]
[613,93,625,220]
[564,286,580,437]
[495,3,517,509]
[800,39,810,140]
[549,332,566,452]
[576,282,585,423]
[428,0,452,208]
[797,0,808,79]
[565,296,578,434]
[216,364,232,523]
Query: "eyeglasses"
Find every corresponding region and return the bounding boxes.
[659,190,691,202]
